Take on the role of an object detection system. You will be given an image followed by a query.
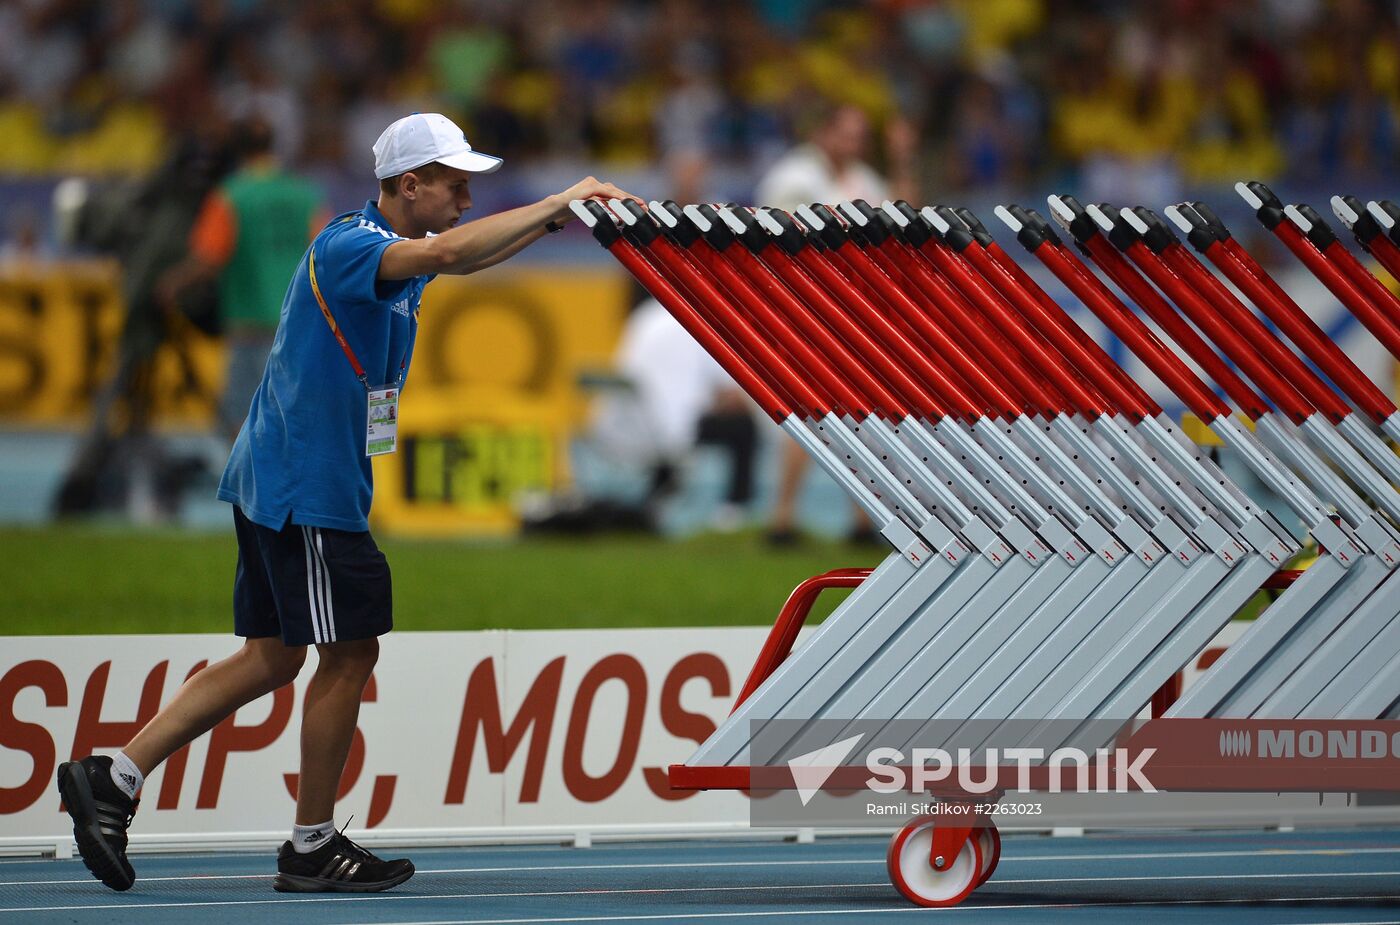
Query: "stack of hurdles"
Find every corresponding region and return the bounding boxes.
[572,186,1400,905]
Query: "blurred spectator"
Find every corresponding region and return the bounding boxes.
[158,119,326,443]
[756,103,916,210]
[220,37,305,166]
[590,296,757,531]
[105,0,176,98]
[1,0,1398,203]
[345,74,416,173]
[754,100,917,546]
[944,72,1026,191]
[427,6,511,113]
[0,206,55,269]
[51,126,238,521]
[6,0,1400,541]
[655,40,726,203]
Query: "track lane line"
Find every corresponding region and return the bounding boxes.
[7,845,1400,886]
[0,881,891,914]
[3,870,1400,914]
[294,897,1400,925]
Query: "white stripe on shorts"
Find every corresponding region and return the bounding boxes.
[313,528,337,642]
[302,526,325,644]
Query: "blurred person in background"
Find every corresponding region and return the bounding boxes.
[589,291,757,533]
[0,205,54,268]
[57,111,639,896]
[755,101,917,546]
[654,37,727,205]
[159,119,327,443]
[51,125,238,521]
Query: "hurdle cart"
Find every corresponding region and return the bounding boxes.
[571,190,1400,908]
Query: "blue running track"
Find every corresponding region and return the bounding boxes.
[2,828,1398,924]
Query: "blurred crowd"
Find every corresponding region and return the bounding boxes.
[1,0,1398,198]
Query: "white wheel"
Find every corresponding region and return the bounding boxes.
[886,817,982,907]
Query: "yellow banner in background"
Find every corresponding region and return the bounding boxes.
[0,261,222,425]
[406,271,627,415]
[372,271,628,536]
[371,394,565,537]
[0,263,629,535]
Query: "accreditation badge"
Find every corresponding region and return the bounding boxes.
[366,386,400,456]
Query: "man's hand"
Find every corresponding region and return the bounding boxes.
[550,178,643,226]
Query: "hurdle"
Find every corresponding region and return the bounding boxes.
[1241,186,1400,366]
[1350,198,1400,286]
[663,200,1173,777]
[1029,199,1400,722]
[1329,196,1400,349]
[818,200,1291,761]
[672,197,1267,902]
[673,200,1282,769]
[570,194,1400,907]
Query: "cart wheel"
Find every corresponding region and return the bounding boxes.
[886,816,983,907]
[975,824,1001,886]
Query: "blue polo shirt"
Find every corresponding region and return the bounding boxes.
[218,201,433,532]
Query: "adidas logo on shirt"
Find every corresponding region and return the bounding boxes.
[391,298,412,317]
[357,219,401,240]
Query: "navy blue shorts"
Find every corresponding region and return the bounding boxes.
[232,507,393,647]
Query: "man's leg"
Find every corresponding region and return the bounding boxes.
[274,635,414,893]
[294,637,379,825]
[124,638,307,775]
[58,636,305,891]
[768,437,809,545]
[696,410,758,506]
[696,409,757,531]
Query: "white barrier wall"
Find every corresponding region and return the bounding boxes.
[0,624,1245,853]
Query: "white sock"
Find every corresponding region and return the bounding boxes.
[292,821,336,854]
[109,752,143,799]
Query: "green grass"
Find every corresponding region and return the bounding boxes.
[2,525,884,635]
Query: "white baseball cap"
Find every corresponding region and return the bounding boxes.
[372,112,503,180]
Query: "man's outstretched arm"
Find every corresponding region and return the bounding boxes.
[449,225,550,275]
[378,178,638,280]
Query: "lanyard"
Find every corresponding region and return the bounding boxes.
[308,246,408,390]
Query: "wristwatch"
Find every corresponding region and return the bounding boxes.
[545,220,565,234]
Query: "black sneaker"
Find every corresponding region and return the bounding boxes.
[56,756,138,891]
[273,830,414,893]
